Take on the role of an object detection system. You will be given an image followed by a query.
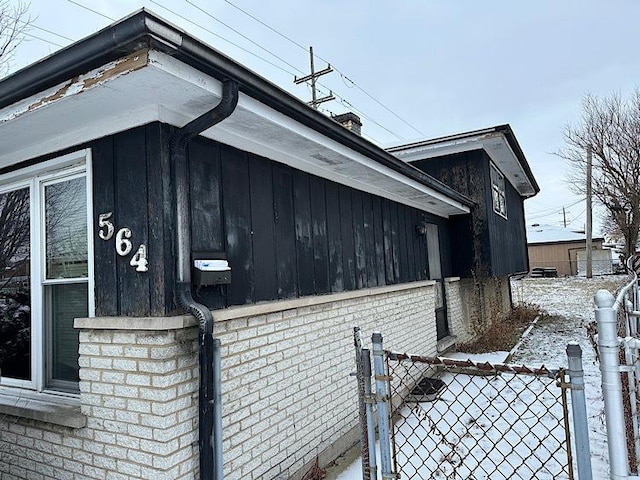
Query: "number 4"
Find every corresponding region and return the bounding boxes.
[130,244,149,272]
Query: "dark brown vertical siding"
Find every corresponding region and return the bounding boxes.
[325,181,344,292]
[92,136,118,317]
[190,140,224,253]
[488,179,528,275]
[249,154,277,302]
[381,199,394,284]
[92,125,176,318]
[411,149,529,277]
[372,196,386,285]
[221,146,254,305]
[397,205,409,283]
[309,176,329,294]
[146,123,174,315]
[272,164,297,299]
[188,138,225,309]
[293,170,315,297]
[339,185,356,291]
[362,193,378,288]
[91,126,443,314]
[113,128,151,316]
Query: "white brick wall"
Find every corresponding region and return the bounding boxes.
[445,277,471,343]
[215,283,436,479]
[0,282,436,480]
[0,329,199,480]
[446,276,512,344]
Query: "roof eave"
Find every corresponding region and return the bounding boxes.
[0,9,473,211]
[388,124,540,198]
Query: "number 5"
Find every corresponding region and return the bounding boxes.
[98,212,114,240]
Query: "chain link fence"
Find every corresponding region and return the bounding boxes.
[354,329,593,480]
[387,354,571,479]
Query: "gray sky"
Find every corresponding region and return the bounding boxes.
[8,0,640,232]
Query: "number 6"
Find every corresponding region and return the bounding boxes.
[115,228,133,256]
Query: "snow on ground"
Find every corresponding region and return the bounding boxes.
[329,275,630,480]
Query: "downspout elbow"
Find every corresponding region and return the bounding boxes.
[177,282,213,335]
[170,78,239,332]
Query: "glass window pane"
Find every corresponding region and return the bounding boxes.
[45,177,87,279]
[0,187,31,381]
[47,282,87,387]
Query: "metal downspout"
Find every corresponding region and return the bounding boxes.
[169,79,239,480]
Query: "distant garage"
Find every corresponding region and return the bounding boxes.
[527,223,608,276]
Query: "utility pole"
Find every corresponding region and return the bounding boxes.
[586,146,593,278]
[562,207,567,228]
[294,46,335,109]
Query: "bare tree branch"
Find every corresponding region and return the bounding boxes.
[558,89,640,258]
[0,0,32,75]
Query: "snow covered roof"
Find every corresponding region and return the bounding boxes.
[527,224,604,245]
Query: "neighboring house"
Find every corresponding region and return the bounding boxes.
[527,223,606,276]
[388,126,540,336]
[0,10,537,480]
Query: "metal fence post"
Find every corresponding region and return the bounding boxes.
[372,332,394,479]
[362,349,378,480]
[566,342,593,480]
[354,328,371,480]
[596,289,629,479]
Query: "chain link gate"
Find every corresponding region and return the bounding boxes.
[354,329,593,480]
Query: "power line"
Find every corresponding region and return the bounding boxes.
[185,0,406,140]
[223,0,308,51]
[527,197,585,218]
[6,14,76,43]
[222,0,426,137]
[23,31,65,48]
[312,83,403,141]
[66,0,114,21]
[182,0,304,76]
[149,0,299,77]
[158,0,405,140]
[63,0,407,141]
[182,0,404,138]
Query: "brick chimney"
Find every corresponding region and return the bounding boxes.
[332,112,362,136]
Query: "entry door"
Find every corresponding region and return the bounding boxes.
[426,224,448,340]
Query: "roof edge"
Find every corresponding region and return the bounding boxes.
[0,9,474,211]
[388,124,540,195]
[494,124,540,194]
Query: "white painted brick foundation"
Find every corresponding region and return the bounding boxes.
[0,282,436,480]
[0,329,200,480]
[215,282,436,479]
[445,277,471,343]
[446,276,512,345]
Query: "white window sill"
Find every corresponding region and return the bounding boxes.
[0,389,86,428]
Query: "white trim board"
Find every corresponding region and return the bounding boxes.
[0,50,469,218]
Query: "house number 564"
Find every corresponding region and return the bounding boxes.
[98,212,149,272]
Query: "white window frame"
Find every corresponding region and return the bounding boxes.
[490,163,507,219]
[0,149,94,398]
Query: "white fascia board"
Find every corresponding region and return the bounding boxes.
[391,135,489,163]
[392,131,536,197]
[232,95,469,214]
[207,126,458,215]
[148,51,470,216]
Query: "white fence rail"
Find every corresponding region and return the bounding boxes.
[595,261,640,479]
